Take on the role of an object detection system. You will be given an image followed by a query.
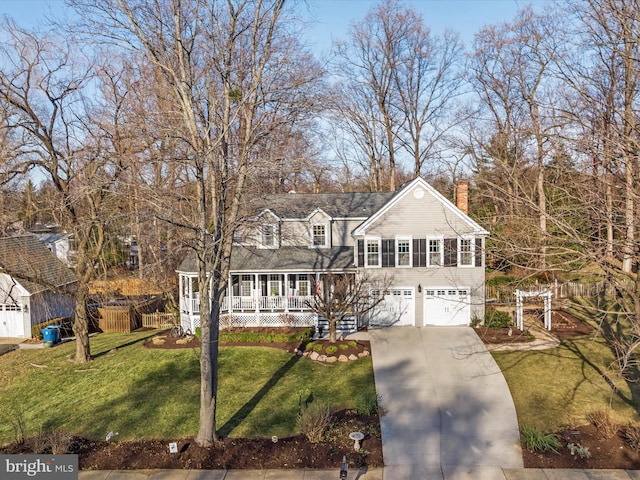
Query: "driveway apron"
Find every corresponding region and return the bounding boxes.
[369,327,522,477]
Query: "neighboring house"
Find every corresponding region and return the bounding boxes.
[0,235,77,338]
[177,177,489,333]
[35,233,77,268]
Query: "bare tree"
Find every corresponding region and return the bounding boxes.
[468,7,561,272]
[0,19,132,363]
[330,0,464,191]
[308,273,390,343]
[71,0,324,446]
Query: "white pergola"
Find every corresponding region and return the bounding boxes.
[515,289,553,331]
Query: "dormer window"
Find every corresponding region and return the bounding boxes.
[261,224,276,248]
[312,224,327,247]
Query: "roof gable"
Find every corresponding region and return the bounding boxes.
[352,177,489,236]
[0,235,77,294]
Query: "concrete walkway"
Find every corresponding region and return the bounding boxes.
[77,467,640,479]
[369,327,522,479]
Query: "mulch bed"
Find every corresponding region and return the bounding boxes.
[143,328,371,359]
[523,424,640,469]
[478,309,640,469]
[14,327,377,471]
[476,308,594,346]
[475,326,534,344]
[1,410,382,471]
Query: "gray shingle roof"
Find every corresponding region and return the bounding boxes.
[253,192,396,219]
[0,235,77,294]
[177,246,356,274]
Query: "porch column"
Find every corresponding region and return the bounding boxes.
[515,290,523,330]
[228,272,233,315]
[254,273,260,313]
[179,275,184,313]
[284,273,289,313]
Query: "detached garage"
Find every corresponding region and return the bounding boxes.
[423,288,470,326]
[0,235,76,338]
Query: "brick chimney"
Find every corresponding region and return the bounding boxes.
[456,180,469,215]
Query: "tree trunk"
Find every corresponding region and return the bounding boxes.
[329,319,338,344]
[72,284,91,364]
[196,296,220,446]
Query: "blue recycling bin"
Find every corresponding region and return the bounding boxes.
[42,325,61,346]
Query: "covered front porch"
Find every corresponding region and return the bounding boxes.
[178,271,358,333]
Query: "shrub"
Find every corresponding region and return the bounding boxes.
[313,344,323,352]
[356,391,380,416]
[47,431,73,454]
[586,408,618,439]
[484,309,512,329]
[195,327,201,340]
[297,402,334,443]
[339,344,349,351]
[326,345,338,355]
[622,424,640,452]
[520,425,561,453]
[348,341,357,348]
[567,443,591,459]
[219,328,313,345]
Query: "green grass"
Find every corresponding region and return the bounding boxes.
[493,317,640,432]
[0,331,375,444]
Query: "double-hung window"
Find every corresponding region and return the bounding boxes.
[312,224,327,247]
[297,275,310,297]
[459,238,474,267]
[428,238,443,267]
[396,238,411,267]
[240,275,253,297]
[261,224,276,248]
[366,238,381,267]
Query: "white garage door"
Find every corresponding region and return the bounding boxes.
[423,288,470,326]
[0,308,25,337]
[369,288,415,327]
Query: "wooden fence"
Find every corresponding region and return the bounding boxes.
[141,312,179,329]
[97,306,138,333]
[486,280,632,304]
[95,296,167,333]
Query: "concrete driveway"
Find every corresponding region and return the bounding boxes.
[0,337,25,356]
[369,327,523,479]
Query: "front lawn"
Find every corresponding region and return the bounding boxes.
[0,331,375,444]
[492,317,640,432]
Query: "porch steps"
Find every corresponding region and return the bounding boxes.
[316,316,358,334]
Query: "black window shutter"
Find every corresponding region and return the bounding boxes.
[444,238,457,266]
[412,239,426,267]
[381,239,395,267]
[357,240,364,267]
[475,237,483,267]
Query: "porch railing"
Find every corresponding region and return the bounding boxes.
[214,295,314,312]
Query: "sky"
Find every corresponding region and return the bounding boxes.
[0,0,545,53]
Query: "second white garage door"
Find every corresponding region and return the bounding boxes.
[423,288,470,326]
[369,288,415,327]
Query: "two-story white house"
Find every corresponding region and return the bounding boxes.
[176,177,489,333]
